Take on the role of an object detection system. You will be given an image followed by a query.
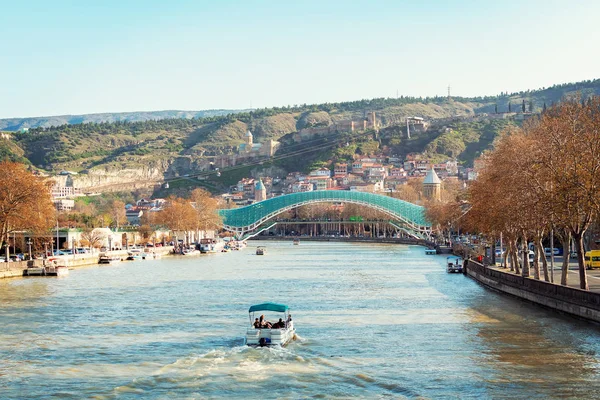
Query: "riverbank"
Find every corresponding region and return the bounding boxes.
[465,260,600,323]
[250,235,452,252]
[0,246,174,279]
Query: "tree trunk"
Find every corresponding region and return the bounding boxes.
[573,232,589,290]
[521,236,530,278]
[536,236,549,281]
[510,239,520,274]
[532,238,541,280]
[560,232,571,286]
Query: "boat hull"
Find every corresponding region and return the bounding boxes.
[245,323,295,347]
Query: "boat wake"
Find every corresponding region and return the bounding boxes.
[113,338,422,398]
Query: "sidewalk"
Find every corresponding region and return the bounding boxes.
[490,257,600,293]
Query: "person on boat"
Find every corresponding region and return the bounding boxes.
[253,318,260,328]
[272,318,284,329]
[259,315,272,328]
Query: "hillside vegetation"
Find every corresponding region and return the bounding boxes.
[1,78,598,191]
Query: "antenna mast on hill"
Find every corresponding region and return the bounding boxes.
[447,85,451,100]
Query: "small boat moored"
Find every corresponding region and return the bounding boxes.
[245,302,295,347]
[98,255,122,264]
[181,248,200,256]
[425,248,436,255]
[199,238,225,254]
[447,256,463,273]
[126,249,148,260]
[256,246,266,255]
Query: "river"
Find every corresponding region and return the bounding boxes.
[0,241,599,399]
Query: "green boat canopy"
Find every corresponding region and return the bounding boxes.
[248,302,289,313]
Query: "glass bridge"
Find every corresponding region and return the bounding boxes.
[218,190,431,239]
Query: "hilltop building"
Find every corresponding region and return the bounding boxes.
[239,130,280,158]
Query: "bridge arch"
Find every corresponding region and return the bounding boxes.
[218,190,431,239]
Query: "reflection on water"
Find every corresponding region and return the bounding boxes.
[0,241,599,399]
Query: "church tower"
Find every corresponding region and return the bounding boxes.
[245,130,253,151]
[255,178,267,202]
[423,168,441,201]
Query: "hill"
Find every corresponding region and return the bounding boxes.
[0,109,248,131]
[2,78,599,193]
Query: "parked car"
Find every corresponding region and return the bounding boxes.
[544,248,561,256]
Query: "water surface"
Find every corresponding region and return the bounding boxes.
[0,241,599,399]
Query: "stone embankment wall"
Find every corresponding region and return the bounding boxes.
[465,260,600,323]
[0,246,174,280]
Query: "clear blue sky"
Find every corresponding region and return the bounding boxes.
[1,0,599,118]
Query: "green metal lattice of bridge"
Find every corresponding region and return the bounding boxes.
[218,190,431,239]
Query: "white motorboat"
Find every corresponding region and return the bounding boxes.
[245,302,296,347]
[182,248,200,256]
[199,239,225,254]
[126,249,148,260]
[98,255,122,264]
[447,256,463,273]
[45,257,70,276]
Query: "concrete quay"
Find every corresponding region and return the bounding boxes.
[465,260,600,323]
[0,246,174,280]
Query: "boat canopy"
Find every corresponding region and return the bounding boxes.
[249,302,289,313]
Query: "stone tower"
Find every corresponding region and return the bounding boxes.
[255,178,267,202]
[423,168,441,201]
[245,130,253,152]
[367,112,377,130]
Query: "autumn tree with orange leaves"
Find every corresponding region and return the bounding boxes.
[0,162,55,259]
[467,98,600,290]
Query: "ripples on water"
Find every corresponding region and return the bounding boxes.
[0,241,599,399]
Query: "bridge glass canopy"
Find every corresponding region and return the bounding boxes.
[219,190,430,230]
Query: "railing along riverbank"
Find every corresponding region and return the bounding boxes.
[0,246,174,279]
[465,260,600,323]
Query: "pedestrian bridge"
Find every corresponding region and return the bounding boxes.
[218,190,431,239]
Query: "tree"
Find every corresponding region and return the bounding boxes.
[189,188,221,232]
[80,228,106,252]
[107,200,126,230]
[0,162,55,260]
[529,98,600,290]
[153,196,197,244]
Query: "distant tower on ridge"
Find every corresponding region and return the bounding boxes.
[245,130,253,153]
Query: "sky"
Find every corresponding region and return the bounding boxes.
[1,0,599,118]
